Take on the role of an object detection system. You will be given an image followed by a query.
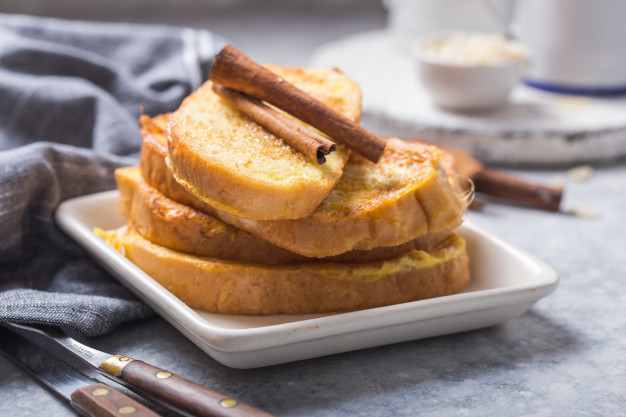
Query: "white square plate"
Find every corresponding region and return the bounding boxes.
[56,190,558,369]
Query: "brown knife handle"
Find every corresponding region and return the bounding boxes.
[118,360,276,417]
[70,383,162,417]
[473,169,563,211]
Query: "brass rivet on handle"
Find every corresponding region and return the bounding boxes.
[156,371,172,379]
[118,406,137,414]
[220,398,238,408]
[118,356,132,362]
[91,388,110,397]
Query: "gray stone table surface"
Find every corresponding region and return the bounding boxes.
[1,2,625,416]
[2,164,625,416]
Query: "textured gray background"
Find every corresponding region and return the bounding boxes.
[0,0,387,66]
[1,2,625,416]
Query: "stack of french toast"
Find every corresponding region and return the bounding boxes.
[98,48,471,315]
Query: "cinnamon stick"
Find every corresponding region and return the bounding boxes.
[209,44,386,163]
[212,84,335,164]
[472,169,563,211]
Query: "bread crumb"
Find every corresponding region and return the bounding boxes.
[567,206,601,219]
[553,96,591,109]
[547,174,566,189]
[568,165,593,182]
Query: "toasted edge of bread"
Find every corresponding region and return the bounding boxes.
[116,166,454,264]
[96,226,471,315]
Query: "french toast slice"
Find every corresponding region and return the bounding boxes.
[97,226,470,315]
[141,115,467,258]
[116,166,307,265]
[167,66,360,220]
[116,166,452,264]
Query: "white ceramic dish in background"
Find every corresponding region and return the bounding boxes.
[412,31,529,112]
[56,190,558,369]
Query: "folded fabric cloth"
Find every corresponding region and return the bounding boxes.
[0,13,225,335]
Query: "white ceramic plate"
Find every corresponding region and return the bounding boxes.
[56,190,558,369]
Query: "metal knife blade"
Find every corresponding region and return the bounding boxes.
[0,328,162,417]
[3,322,276,417]
[3,322,118,373]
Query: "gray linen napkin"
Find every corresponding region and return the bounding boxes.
[0,13,225,335]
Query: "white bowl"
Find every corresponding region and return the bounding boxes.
[412,31,529,112]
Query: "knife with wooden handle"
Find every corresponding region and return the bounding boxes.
[0,328,162,417]
[471,169,562,211]
[70,383,161,417]
[100,356,271,417]
[3,322,275,417]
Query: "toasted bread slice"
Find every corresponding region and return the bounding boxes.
[97,226,470,315]
[116,166,452,264]
[141,115,467,257]
[116,166,306,265]
[167,66,360,220]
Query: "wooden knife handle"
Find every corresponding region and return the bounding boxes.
[70,383,162,417]
[473,169,563,211]
[119,360,276,417]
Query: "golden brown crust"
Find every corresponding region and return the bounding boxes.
[116,166,305,265]
[140,116,467,258]
[167,67,359,220]
[97,227,471,315]
[116,166,453,264]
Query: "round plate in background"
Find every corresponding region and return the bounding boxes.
[311,30,626,166]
